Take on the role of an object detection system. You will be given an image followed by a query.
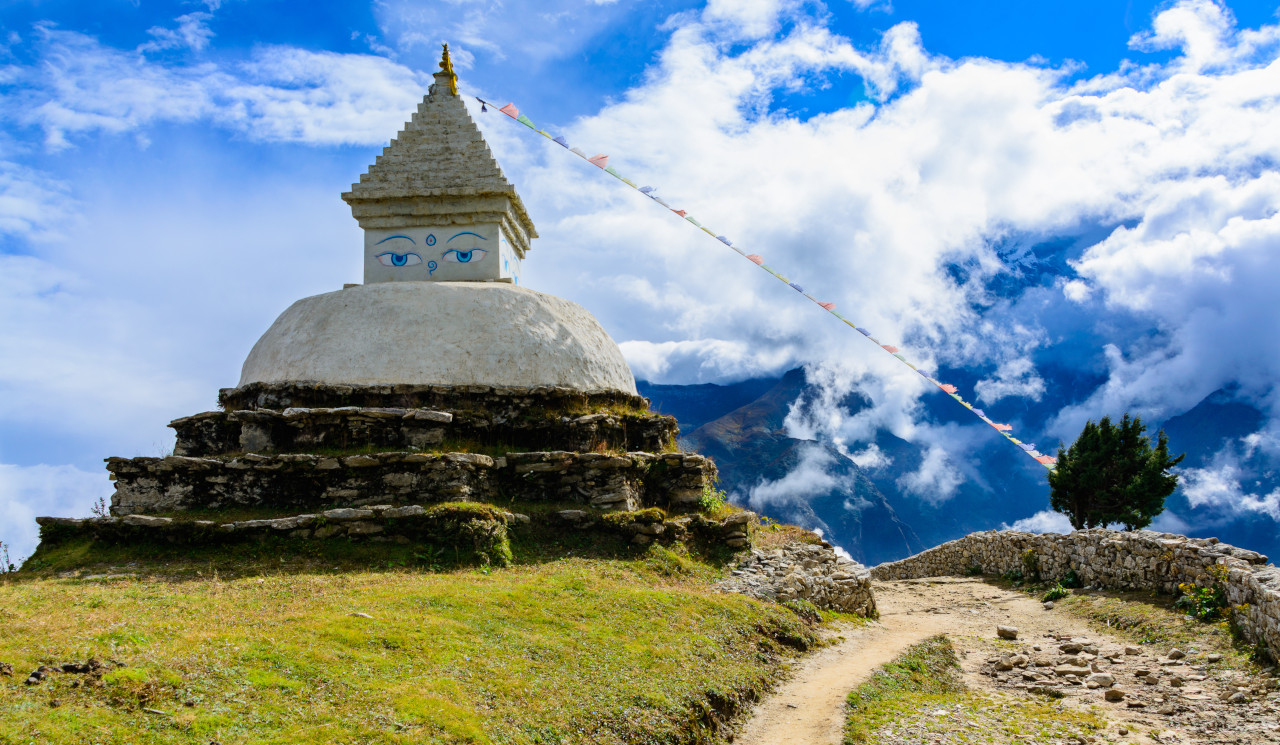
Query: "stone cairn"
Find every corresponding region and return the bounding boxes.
[35,382,751,564]
[716,542,877,617]
[872,529,1280,661]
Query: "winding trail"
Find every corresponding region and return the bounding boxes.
[733,577,1118,745]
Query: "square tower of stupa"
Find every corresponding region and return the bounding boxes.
[342,46,537,285]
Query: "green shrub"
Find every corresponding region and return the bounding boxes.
[697,483,728,514]
[1042,583,1069,602]
[1175,565,1230,621]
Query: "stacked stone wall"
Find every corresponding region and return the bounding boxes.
[717,542,876,616]
[107,451,716,516]
[171,406,676,458]
[219,382,648,417]
[871,529,1279,660]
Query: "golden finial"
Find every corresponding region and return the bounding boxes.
[439,43,459,96]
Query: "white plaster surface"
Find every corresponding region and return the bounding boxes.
[239,282,637,394]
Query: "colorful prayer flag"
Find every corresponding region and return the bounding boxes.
[498,103,519,118]
[882,345,899,354]
[1035,455,1057,465]
[673,209,687,217]
[939,384,958,394]
[992,422,1013,431]
[588,154,609,169]
[818,302,836,311]
[746,254,764,265]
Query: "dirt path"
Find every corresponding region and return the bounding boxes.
[733,615,947,745]
[733,577,1277,745]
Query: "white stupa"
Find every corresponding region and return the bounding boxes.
[239,46,637,395]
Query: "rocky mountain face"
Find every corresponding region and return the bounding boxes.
[640,370,1280,565]
[644,369,925,565]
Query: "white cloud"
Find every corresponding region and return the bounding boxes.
[748,444,838,509]
[1001,510,1073,534]
[139,12,216,54]
[974,357,1046,404]
[0,463,112,566]
[848,443,891,469]
[895,444,962,502]
[1181,456,1280,521]
[5,26,428,150]
[373,0,645,66]
[0,160,75,240]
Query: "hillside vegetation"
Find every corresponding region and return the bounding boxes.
[0,536,834,745]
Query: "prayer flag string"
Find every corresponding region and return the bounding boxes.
[475,95,1056,469]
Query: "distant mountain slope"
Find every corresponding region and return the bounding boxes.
[644,372,1280,564]
[676,370,925,565]
[637,376,780,432]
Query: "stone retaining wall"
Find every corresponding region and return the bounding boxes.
[171,406,677,457]
[107,451,716,516]
[39,504,517,565]
[871,529,1279,659]
[36,504,756,563]
[717,542,876,617]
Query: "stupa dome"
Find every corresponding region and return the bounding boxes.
[239,282,637,394]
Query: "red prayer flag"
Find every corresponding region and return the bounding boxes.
[818,302,836,311]
[498,103,519,119]
[588,154,609,169]
[673,209,687,217]
[992,422,1013,431]
[939,384,958,394]
[882,345,899,354]
[746,254,764,265]
[1035,455,1057,465]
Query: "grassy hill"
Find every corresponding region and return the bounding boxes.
[0,533,842,745]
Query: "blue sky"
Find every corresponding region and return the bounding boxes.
[3,0,1280,561]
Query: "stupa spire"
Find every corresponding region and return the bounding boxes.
[437,44,459,96]
[342,44,536,284]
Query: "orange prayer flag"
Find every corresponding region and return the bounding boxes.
[992,422,1013,431]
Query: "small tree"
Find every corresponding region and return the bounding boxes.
[1048,413,1184,530]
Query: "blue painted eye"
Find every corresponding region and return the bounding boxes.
[375,252,422,267]
[442,248,487,264]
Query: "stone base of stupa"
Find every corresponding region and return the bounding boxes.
[36,381,751,566]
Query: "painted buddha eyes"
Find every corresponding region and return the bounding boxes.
[375,252,422,267]
[442,248,487,263]
[373,231,487,269]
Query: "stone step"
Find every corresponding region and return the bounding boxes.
[105,450,715,516]
[219,381,650,418]
[170,405,677,457]
[35,503,752,556]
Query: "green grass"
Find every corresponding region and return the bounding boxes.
[843,636,1103,745]
[1054,587,1272,669]
[0,551,818,744]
